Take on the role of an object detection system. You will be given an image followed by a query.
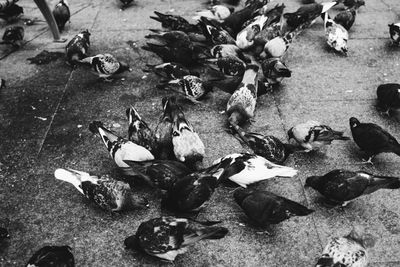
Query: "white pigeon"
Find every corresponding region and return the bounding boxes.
[324,12,349,55]
[212,153,298,188]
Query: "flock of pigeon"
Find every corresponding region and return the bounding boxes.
[2,0,400,266]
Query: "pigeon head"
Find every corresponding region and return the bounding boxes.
[0,228,9,239]
[81,29,91,37]
[124,235,141,251]
[233,187,253,205]
[304,175,320,188]
[116,61,131,74]
[349,117,360,129]
[347,225,376,248]
[0,79,5,89]
[128,193,149,209]
[287,127,294,140]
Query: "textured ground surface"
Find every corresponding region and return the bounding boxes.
[1,0,400,266]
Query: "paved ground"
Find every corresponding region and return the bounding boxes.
[1,0,400,266]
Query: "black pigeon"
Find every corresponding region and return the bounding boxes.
[126,105,156,154]
[79,53,131,81]
[55,168,149,211]
[124,216,228,261]
[349,117,400,162]
[65,30,90,64]
[283,2,337,30]
[223,0,268,36]
[53,0,70,31]
[142,30,204,66]
[198,16,235,45]
[389,23,400,46]
[337,0,365,8]
[144,62,193,81]
[120,0,134,9]
[123,159,191,190]
[150,11,200,33]
[1,26,24,48]
[26,246,75,267]
[0,2,23,22]
[316,226,374,267]
[261,58,291,85]
[235,130,300,164]
[305,169,400,206]
[377,83,400,118]
[161,162,225,212]
[334,2,363,31]
[0,227,9,240]
[234,188,314,227]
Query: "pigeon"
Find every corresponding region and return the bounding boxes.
[55,168,148,211]
[212,153,298,188]
[334,3,362,31]
[204,55,246,76]
[53,0,70,31]
[306,169,400,206]
[283,2,337,30]
[226,64,259,129]
[336,0,365,9]
[234,130,300,164]
[376,83,400,118]
[1,26,23,48]
[144,62,192,81]
[389,23,400,46]
[124,216,228,261]
[261,57,291,85]
[79,53,131,81]
[198,17,236,45]
[0,1,23,22]
[349,117,400,163]
[26,246,75,267]
[203,0,240,6]
[0,227,9,240]
[324,11,349,56]
[223,0,269,36]
[153,97,175,160]
[193,5,234,22]
[288,120,350,152]
[0,78,5,90]
[65,29,90,64]
[89,121,154,168]
[126,106,156,154]
[316,226,375,267]
[150,11,200,33]
[210,44,250,63]
[158,75,213,103]
[120,0,134,9]
[234,188,314,227]
[161,162,225,212]
[123,159,191,190]
[142,30,204,66]
[171,97,205,167]
[235,14,269,50]
[261,31,295,59]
